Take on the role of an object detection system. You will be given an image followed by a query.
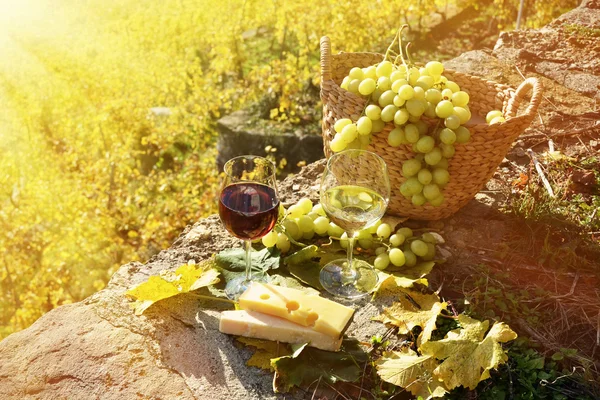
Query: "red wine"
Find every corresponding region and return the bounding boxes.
[219,182,279,240]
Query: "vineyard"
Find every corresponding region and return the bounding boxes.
[0,0,578,339]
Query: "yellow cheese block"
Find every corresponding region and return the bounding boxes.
[219,310,343,352]
[238,282,354,338]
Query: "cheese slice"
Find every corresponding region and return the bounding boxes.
[219,310,343,352]
[238,282,354,338]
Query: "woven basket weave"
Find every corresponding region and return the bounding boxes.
[320,36,543,220]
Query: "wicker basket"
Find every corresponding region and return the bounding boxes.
[320,36,543,220]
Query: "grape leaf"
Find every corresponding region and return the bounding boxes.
[126,260,221,315]
[270,338,367,393]
[236,337,292,370]
[373,289,446,345]
[409,376,448,399]
[269,274,320,295]
[286,261,324,291]
[374,271,428,296]
[375,349,437,389]
[420,314,518,390]
[386,261,436,277]
[284,245,319,265]
[215,247,280,282]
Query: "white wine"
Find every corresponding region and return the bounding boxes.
[321,185,387,233]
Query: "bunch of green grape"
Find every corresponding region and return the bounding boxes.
[330,33,480,207]
[262,198,440,269]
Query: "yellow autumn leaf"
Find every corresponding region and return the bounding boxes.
[375,348,438,390]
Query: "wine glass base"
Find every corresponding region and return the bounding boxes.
[224,273,270,300]
[319,259,379,299]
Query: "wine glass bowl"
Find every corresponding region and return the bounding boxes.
[219,155,279,300]
[319,150,390,299]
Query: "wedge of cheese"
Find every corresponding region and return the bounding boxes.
[219,310,343,352]
[238,282,354,338]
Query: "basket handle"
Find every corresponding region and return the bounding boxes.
[320,36,332,82]
[505,77,543,119]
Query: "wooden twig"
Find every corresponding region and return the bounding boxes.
[527,149,555,197]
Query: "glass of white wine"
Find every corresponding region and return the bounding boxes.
[319,149,390,299]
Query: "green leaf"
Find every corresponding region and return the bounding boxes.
[270,338,367,393]
[126,260,221,315]
[269,274,320,295]
[236,337,292,370]
[420,315,518,390]
[284,245,319,265]
[215,247,280,282]
[387,261,435,277]
[287,260,324,291]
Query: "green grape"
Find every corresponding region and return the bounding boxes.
[425,88,442,104]
[371,119,386,133]
[432,168,450,185]
[408,67,420,85]
[389,248,406,266]
[375,246,387,255]
[348,79,361,94]
[376,223,392,239]
[389,233,405,247]
[405,124,420,143]
[440,143,455,158]
[377,76,392,91]
[423,183,441,200]
[435,100,454,119]
[406,99,426,117]
[393,95,406,107]
[451,91,469,107]
[388,128,405,147]
[439,128,456,145]
[455,126,471,143]
[413,86,425,100]
[425,61,444,76]
[363,65,377,80]
[297,215,314,232]
[435,157,449,169]
[416,76,434,90]
[365,104,382,120]
[397,84,415,100]
[367,219,382,234]
[312,203,326,216]
[307,212,320,221]
[262,231,278,248]
[372,88,383,103]
[329,137,347,153]
[405,177,423,195]
[394,109,410,125]
[399,182,412,197]
[334,118,352,133]
[415,120,429,135]
[446,81,460,92]
[424,147,442,165]
[339,232,349,249]
[381,105,398,122]
[419,67,427,75]
[313,216,330,235]
[346,138,361,150]
[490,116,506,125]
[390,71,406,82]
[357,116,373,135]
[358,78,377,96]
[376,61,393,78]
[287,204,303,219]
[424,102,437,118]
[302,230,315,240]
[453,107,471,124]
[340,76,350,90]
[340,123,358,144]
[397,227,413,238]
[276,232,291,253]
[403,249,417,267]
[411,239,429,257]
[408,115,421,123]
[412,193,427,206]
[297,198,313,214]
[423,243,436,260]
[358,238,373,249]
[486,110,503,123]
[429,194,445,207]
[358,134,370,147]
[374,253,390,270]
[327,222,345,238]
[445,115,461,130]
[422,233,437,244]
[416,136,435,153]
[441,88,453,100]
[391,79,407,93]
[417,168,433,185]
[349,67,364,80]
[378,90,396,107]
[402,158,422,177]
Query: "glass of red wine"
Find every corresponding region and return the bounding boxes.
[219,155,279,300]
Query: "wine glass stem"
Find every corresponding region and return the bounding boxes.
[244,239,252,283]
[343,233,357,282]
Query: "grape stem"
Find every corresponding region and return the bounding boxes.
[383,29,401,62]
